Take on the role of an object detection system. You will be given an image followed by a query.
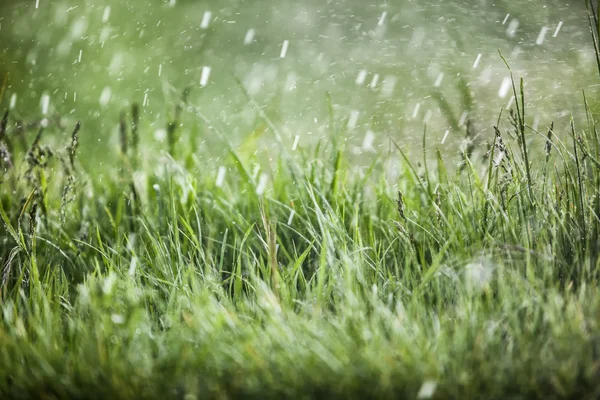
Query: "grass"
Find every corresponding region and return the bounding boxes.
[2,5,600,400]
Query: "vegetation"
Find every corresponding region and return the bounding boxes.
[1,2,600,400]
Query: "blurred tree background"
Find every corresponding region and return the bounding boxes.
[0,0,596,161]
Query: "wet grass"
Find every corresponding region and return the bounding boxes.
[1,4,600,400]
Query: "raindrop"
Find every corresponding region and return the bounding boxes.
[536,27,549,45]
[506,19,519,38]
[498,77,511,98]
[441,130,450,144]
[434,72,444,87]
[347,110,359,130]
[102,6,111,23]
[40,94,50,115]
[292,135,300,150]
[362,130,375,151]
[215,166,226,188]
[369,73,380,89]
[256,173,268,195]
[553,21,563,37]
[200,11,212,29]
[99,87,111,107]
[411,103,421,119]
[355,69,368,85]
[9,94,16,110]
[200,66,211,87]
[472,54,482,69]
[377,11,387,27]
[244,28,256,45]
[280,40,289,58]
[417,380,437,399]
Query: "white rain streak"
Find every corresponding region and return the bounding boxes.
[378,11,387,26]
[99,87,111,107]
[347,110,360,130]
[506,95,515,110]
[355,69,368,85]
[244,28,255,45]
[362,130,375,151]
[40,94,50,115]
[411,103,421,119]
[553,21,563,37]
[369,73,380,89]
[423,109,432,124]
[381,75,397,97]
[169,0,176,6]
[9,94,17,110]
[472,53,482,69]
[158,64,162,77]
[536,27,550,45]
[215,167,226,188]
[102,6,111,23]
[74,92,77,102]
[256,173,268,196]
[143,92,149,107]
[417,381,437,399]
[532,115,540,131]
[78,50,82,63]
[128,256,138,276]
[154,128,167,142]
[287,210,295,225]
[434,72,444,87]
[502,13,510,25]
[280,40,289,58]
[458,111,468,127]
[441,130,450,144]
[200,66,211,87]
[506,19,519,38]
[498,77,512,98]
[292,135,300,151]
[35,0,40,9]
[200,11,212,29]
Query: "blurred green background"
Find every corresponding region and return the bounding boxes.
[0,0,597,163]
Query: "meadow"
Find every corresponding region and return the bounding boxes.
[2,0,600,399]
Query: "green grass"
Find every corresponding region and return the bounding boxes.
[2,6,600,400]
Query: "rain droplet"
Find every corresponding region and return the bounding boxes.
[99,87,111,107]
[40,94,50,115]
[434,72,444,87]
[498,77,511,98]
[377,11,387,27]
[472,53,482,69]
[256,173,268,195]
[102,6,111,23]
[553,21,563,37]
[215,166,226,188]
[536,26,549,45]
[200,66,211,87]
[200,11,212,29]
[280,40,289,58]
[355,69,368,85]
[244,28,256,45]
[347,110,360,130]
